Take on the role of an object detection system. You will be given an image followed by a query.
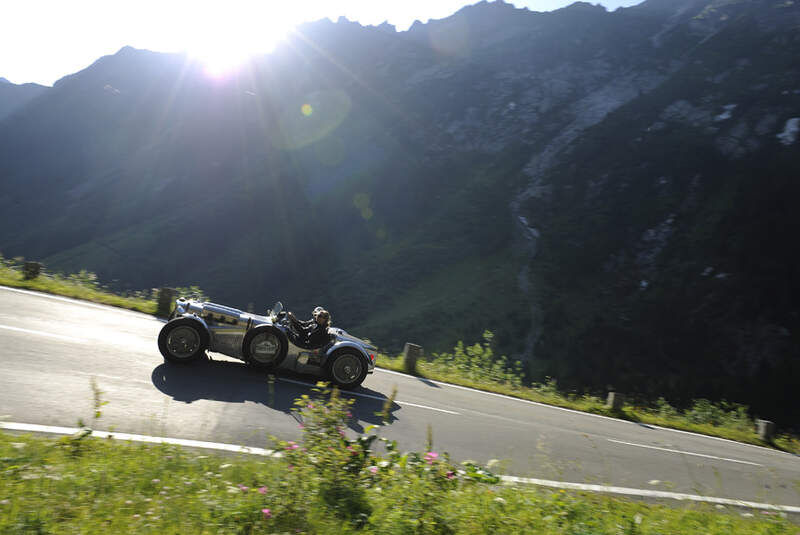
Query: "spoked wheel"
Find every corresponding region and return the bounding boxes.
[158,318,208,364]
[242,326,287,370]
[326,351,367,390]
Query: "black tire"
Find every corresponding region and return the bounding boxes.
[242,326,287,370]
[325,350,368,390]
[158,318,209,364]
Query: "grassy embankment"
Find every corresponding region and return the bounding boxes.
[1,257,798,454]
[378,333,800,455]
[0,385,794,534]
[0,259,157,315]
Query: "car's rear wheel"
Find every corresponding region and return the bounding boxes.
[326,350,367,390]
[158,318,208,364]
[242,326,287,370]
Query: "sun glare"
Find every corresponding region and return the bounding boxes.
[182,4,296,78]
[191,45,254,78]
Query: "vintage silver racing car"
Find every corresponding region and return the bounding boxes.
[157,298,376,389]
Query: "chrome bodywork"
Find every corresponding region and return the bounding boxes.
[169,298,376,378]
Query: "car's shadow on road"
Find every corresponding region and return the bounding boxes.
[150,357,399,433]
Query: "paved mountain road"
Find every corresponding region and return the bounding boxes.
[0,285,798,509]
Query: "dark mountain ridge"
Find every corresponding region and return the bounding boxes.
[0,79,50,121]
[1,0,798,424]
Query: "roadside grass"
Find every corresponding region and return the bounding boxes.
[0,260,157,315]
[2,255,797,455]
[377,340,800,456]
[0,386,793,534]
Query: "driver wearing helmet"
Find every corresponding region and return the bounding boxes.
[287,306,332,348]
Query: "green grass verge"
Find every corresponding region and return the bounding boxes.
[376,355,800,455]
[1,387,794,534]
[0,263,157,315]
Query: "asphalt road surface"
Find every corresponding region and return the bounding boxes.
[0,285,798,509]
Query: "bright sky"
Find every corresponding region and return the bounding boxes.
[0,0,643,86]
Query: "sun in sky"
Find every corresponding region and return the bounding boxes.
[179,2,297,77]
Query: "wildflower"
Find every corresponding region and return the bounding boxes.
[634,514,643,525]
[151,478,160,484]
[369,466,378,474]
[424,451,439,464]
[378,461,390,468]
[286,442,299,451]
[239,485,249,493]
[307,403,314,409]
[184,481,192,486]
[132,514,141,519]
[494,497,506,505]
[262,508,272,519]
[124,500,133,505]
[159,491,167,495]
[288,465,294,471]
[220,464,232,469]
[258,486,267,495]
[298,423,305,429]
[446,471,455,480]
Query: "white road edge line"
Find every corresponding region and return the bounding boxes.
[0,323,87,344]
[607,439,763,467]
[1,420,795,514]
[0,285,151,318]
[499,475,800,514]
[0,421,280,457]
[376,368,793,457]
[277,377,461,415]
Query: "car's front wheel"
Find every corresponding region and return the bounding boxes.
[158,318,208,364]
[326,350,368,390]
[242,326,287,370]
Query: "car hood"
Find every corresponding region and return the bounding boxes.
[331,328,376,350]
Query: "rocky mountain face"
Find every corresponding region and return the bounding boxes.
[0,79,50,120]
[0,0,798,423]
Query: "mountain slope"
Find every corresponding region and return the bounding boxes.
[0,79,50,120]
